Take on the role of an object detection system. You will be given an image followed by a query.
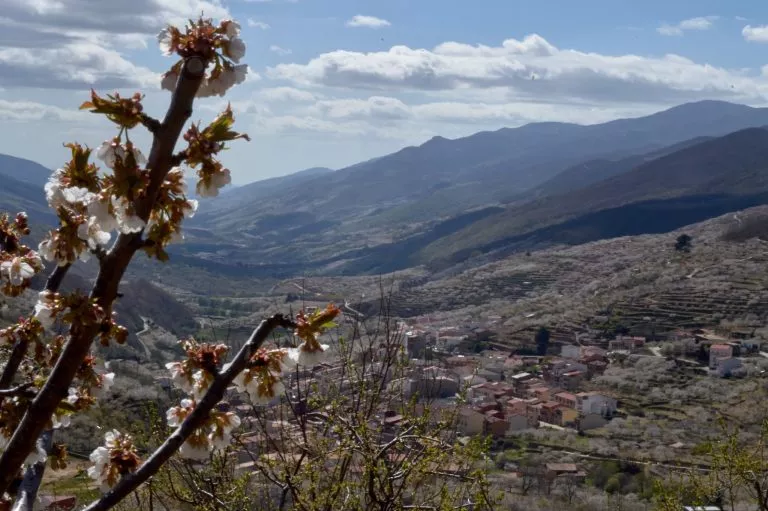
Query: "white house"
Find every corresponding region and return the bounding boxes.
[576,392,617,417]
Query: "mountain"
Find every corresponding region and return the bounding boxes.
[527,136,713,198]
[0,154,52,188]
[180,101,768,272]
[419,127,768,264]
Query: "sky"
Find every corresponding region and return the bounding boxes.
[4,1,768,185]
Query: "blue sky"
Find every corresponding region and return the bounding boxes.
[3,0,768,185]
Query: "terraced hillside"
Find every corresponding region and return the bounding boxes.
[347,206,768,349]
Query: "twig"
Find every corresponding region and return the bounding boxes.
[83,314,296,511]
[0,383,35,398]
[139,113,162,135]
[170,150,187,168]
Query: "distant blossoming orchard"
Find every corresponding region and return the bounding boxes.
[0,16,338,511]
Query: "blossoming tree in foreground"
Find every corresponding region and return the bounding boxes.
[0,16,337,511]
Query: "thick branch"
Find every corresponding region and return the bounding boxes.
[0,56,207,497]
[84,314,296,511]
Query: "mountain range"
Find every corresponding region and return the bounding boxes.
[4,100,768,278]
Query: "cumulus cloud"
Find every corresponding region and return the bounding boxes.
[346,15,391,29]
[269,34,768,105]
[1,0,229,89]
[258,86,317,102]
[657,16,718,36]
[270,45,293,56]
[743,25,768,42]
[0,99,88,122]
[247,19,270,29]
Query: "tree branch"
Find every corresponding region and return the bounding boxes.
[0,383,35,398]
[139,113,162,135]
[170,150,187,168]
[83,314,296,511]
[0,56,208,497]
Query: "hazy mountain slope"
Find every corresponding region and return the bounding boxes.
[528,136,713,198]
[195,101,768,237]
[420,128,768,263]
[0,154,52,188]
[0,172,55,225]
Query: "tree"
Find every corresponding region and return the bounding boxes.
[0,15,332,511]
[674,234,693,253]
[535,327,551,356]
[0,16,496,511]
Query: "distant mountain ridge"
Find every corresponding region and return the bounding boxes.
[4,101,768,279]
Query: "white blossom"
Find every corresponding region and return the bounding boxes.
[165,362,193,392]
[112,197,146,234]
[38,239,57,264]
[179,441,211,460]
[44,172,66,209]
[197,169,232,198]
[23,439,47,467]
[87,446,110,489]
[33,292,56,329]
[52,413,71,429]
[93,372,115,399]
[184,199,198,219]
[77,217,111,250]
[233,64,248,85]
[210,413,241,450]
[232,369,285,405]
[287,343,330,368]
[166,399,193,428]
[62,186,94,205]
[87,198,118,233]
[161,71,178,91]
[223,19,241,38]
[0,257,35,286]
[227,37,246,62]
[157,27,174,55]
[191,370,211,400]
[96,141,146,169]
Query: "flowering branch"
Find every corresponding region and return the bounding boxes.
[0,53,208,498]
[0,383,35,398]
[83,314,296,511]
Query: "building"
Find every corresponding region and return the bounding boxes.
[457,407,485,436]
[715,357,743,378]
[545,463,586,482]
[709,344,734,370]
[506,414,530,432]
[554,392,577,409]
[576,392,617,417]
[561,345,581,359]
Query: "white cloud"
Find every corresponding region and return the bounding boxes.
[270,45,293,56]
[258,86,317,102]
[657,16,718,36]
[269,34,768,105]
[0,99,88,122]
[247,18,270,29]
[346,15,391,29]
[0,0,230,89]
[743,25,768,42]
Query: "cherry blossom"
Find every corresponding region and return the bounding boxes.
[287,343,330,368]
[77,217,111,251]
[222,19,241,38]
[165,362,193,392]
[161,71,179,92]
[0,257,35,286]
[196,168,231,197]
[87,198,118,233]
[96,140,146,169]
[157,28,173,55]
[33,291,57,329]
[112,197,146,234]
[92,372,115,399]
[87,429,141,491]
[226,38,246,63]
